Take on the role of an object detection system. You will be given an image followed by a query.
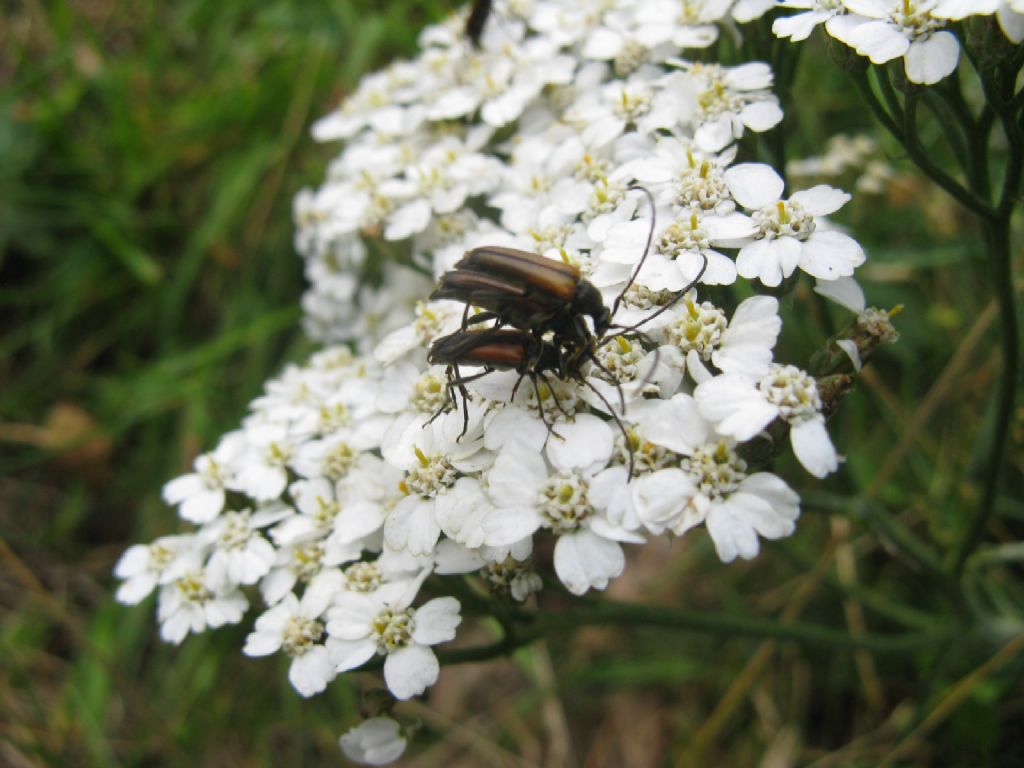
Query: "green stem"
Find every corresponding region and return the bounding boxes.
[903,88,994,219]
[924,88,968,176]
[950,52,1023,575]
[550,600,947,653]
[437,601,956,664]
[851,68,901,137]
[952,217,1019,576]
[876,64,905,125]
[851,68,993,218]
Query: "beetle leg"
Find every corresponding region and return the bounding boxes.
[581,376,635,479]
[443,364,499,440]
[461,308,503,329]
[584,351,626,412]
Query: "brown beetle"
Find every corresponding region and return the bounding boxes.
[430,245,610,356]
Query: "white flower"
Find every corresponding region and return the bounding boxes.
[483,428,644,596]
[200,506,291,587]
[663,62,784,152]
[231,424,297,502]
[629,394,801,561]
[694,364,840,478]
[311,60,426,142]
[340,717,408,765]
[381,409,491,556]
[282,475,389,550]
[243,572,341,697]
[724,163,865,287]
[600,205,750,290]
[156,554,248,644]
[374,301,463,366]
[564,72,683,147]
[835,0,959,85]
[662,292,782,382]
[114,534,199,605]
[630,136,737,215]
[162,432,245,523]
[327,588,461,700]
[379,137,501,241]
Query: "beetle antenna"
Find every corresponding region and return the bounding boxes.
[610,185,658,321]
[605,252,709,338]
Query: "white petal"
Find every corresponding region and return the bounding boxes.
[850,22,910,64]
[546,414,614,472]
[384,496,440,557]
[737,472,801,525]
[740,100,783,133]
[114,544,152,578]
[483,407,547,453]
[553,529,624,595]
[706,501,760,562]
[435,478,490,548]
[799,230,865,281]
[997,6,1024,42]
[582,27,623,60]
[289,646,336,697]
[837,339,863,371]
[790,185,850,217]
[632,469,692,531]
[695,114,737,153]
[162,474,204,505]
[697,248,739,285]
[724,163,784,210]
[384,199,431,241]
[384,644,439,700]
[633,395,706,453]
[483,506,543,547]
[115,574,158,605]
[243,627,284,657]
[694,375,778,441]
[411,596,461,645]
[814,276,866,313]
[773,10,830,41]
[340,718,408,766]
[734,239,776,284]
[327,637,378,672]
[932,0,1000,18]
[327,593,377,639]
[842,0,890,20]
[904,32,959,85]
[790,417,840,478]
[488,440,546,507]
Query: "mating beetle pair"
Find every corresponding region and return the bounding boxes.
[425,189,709,475]
[426,246,612,438]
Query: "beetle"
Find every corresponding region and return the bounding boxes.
[430,245,609,357]
[430,187,669,356]
[427,325,635,468]
[465,0,492,48]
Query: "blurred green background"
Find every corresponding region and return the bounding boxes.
[2,2,1022,766]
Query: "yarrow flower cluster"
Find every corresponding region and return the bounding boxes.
[117,0,901,762]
